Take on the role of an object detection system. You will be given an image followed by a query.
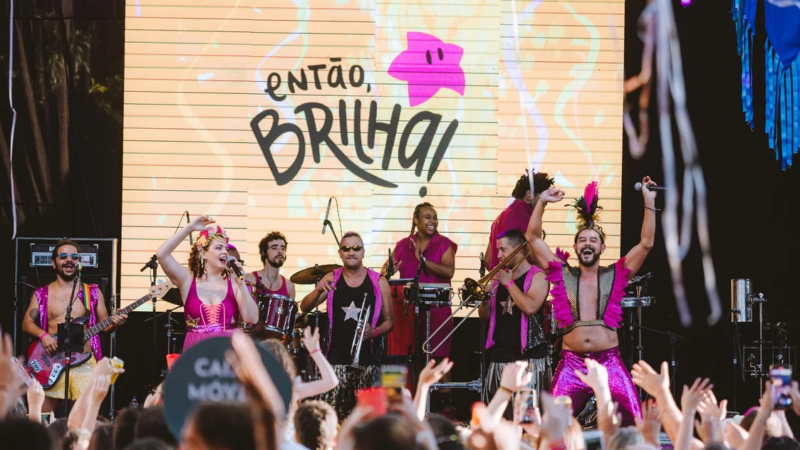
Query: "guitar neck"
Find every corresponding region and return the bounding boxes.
[83,293,157,340]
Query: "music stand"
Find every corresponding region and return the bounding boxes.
[56,318,86,416]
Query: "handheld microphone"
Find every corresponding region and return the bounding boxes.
[634,182,667,191]
[186,212,193,245]
[419,251,429,277]
[479,252,486,278]
[387,249,394,278]
[322,197,332,234]
[76,263,83,278]
[226,256,244,280]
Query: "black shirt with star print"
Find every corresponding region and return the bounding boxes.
[490,272,547,363]
[327,273,380,366]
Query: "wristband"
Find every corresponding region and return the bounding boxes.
[38,332,48,342]
[498,386,513,395]
[549,438,567,450]
[309,349,321,356]
[504,281,515,290]
[645,205,660,212]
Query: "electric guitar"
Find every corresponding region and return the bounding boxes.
[26,281,174,388]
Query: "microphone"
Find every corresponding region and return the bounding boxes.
[322,197,332,234]
[387,249,394,278]
[479,252,486,278]
[419,251,429,277]
[634,182,667,191]
[226,256,244,280]
[186,212,193,246]
[76,263,83,278]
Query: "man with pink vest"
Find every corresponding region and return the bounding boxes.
[300,231,394,420]
[478,229,550,419]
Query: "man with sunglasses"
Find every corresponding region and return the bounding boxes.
[22,238,127,412]
[300,232,394,421]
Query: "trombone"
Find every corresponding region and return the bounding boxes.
[348,294,371,371]
[422,241,533,354]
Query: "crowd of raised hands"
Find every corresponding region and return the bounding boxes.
[3,322,800,450]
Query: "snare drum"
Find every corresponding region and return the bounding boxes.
[404,283,453,309]
[620,296,656,308]
[263,294,298,335]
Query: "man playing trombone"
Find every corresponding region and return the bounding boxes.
[300,231,394,420]
[478,229,550,419]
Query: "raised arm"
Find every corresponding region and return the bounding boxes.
[299,272,334,313]
[232,266,259,324]
[294,327,338,399]
[156,215,216,289]
[623,176,657,278]
[524,187,567,268]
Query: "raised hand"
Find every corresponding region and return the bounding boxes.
[500,361,533,394]
[302,326,321,353]
[539,187,566,204]
[631,360,671,397]
[640,176,658,203]
[539,392,572,442]
[418,358,454,388]
[27,380,45,413]
[92,357,125,379]
[575,359,610,398]
[681,378,712,413]
[88,375,112,403]
[696,390,727,444]
[725,421,749,449]
[636,399,663,446]
[189,215,216,232]
[791,381,800,417]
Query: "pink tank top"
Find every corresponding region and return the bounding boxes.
[184,277,240,333]
[252,271,290,298]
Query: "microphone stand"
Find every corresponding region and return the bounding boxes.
[731,309,745,411]
[411,255,428,388]
[478,254,486,394]
[622,322,689,400]
[61,272,81,417]
[140,255,159,388]
[322,220,340,248]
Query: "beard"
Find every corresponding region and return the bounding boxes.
[267,258,284,269]
[56,265,77,282]
[577,249,600,267]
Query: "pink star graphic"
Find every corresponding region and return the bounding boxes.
[388,32,465,107]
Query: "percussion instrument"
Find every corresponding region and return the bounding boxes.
[404,283,453,309]
[620,296,656,309]
[387,279,415,357]
[731,278,753,322]
[290,264,342,285]
[263,294,298,335]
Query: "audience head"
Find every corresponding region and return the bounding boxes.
[425,414,465,450]
[0,418,58,450]
[294,400,338,450]
[5,398,28,419]
[763,437,800,450]
[134,406,177,447]
[607,427,645,450]
[113,407,142,450]
[351,413,426,450]
[182,402,255,450]
[125,438,171,450]
[87,425,113,450]
[260,338,297,381]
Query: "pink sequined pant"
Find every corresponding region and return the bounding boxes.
[551,347,641,426]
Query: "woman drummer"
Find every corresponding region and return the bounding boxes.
[156,215,259,350]
[383,202,457,363]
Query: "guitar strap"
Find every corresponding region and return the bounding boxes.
[82,283,91,310]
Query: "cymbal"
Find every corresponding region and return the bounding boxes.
[161,287,183,306]
[290,264,342,285]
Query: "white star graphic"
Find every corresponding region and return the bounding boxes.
[500,299,515,315]
[342,301,362,321]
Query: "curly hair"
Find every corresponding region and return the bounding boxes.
[258,231,288,264]
[188,235,229,279]
[511,171,555,199]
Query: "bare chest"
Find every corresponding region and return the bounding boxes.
[46,293,88,325]
[577,277,598,320]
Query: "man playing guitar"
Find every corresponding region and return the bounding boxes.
[21,238,127,412]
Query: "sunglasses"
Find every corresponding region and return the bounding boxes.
[58,253,81,260]
[339,245,363,252]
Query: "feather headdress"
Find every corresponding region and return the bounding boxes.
[572,182,605,241]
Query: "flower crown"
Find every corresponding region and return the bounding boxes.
[196,226,229,251]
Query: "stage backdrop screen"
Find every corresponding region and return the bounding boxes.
[122,0,625,310]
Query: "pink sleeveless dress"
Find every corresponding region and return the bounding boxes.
[183,278,241,351]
